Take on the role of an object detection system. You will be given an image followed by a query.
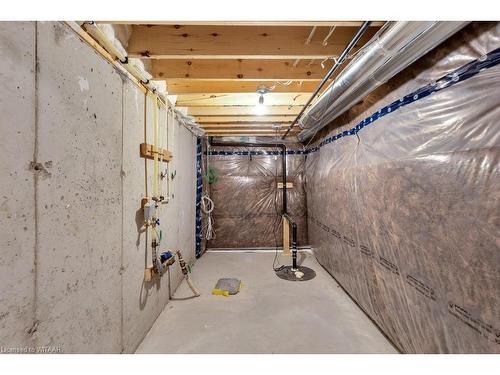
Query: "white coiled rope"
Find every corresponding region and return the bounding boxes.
[201,194,215,240]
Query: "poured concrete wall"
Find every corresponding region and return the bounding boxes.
[0,21,37,350]
[0,22,197,353]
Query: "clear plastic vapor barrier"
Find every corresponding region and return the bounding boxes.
[305,23,500,353]
[204,145,308,249]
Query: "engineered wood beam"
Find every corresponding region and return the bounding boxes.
[166,79,320,94]
[187,106,304,116]
[196,116,296,123]
[151,59,338,80]
[128,24,381,59]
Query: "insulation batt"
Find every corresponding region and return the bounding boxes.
[305,22,500,353]
[205,144,308,249]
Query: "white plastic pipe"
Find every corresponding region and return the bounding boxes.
[298,21,469,141]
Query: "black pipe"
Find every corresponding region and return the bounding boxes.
[282,21,372,140]
[210,138,300,270]
[283,212,298,270]
[209,139,288,214]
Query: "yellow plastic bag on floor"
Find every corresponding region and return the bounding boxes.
[211,278,241,297]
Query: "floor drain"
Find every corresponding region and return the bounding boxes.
[275,266,316,281]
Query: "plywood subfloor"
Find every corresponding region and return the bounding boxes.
[136,251,398,354]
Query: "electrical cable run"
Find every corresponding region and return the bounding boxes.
[201,194,216,240]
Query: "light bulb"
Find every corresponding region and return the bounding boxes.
[254,102,266,116]
[254,94,265,115]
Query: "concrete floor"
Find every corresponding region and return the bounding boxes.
[136,251,398,354]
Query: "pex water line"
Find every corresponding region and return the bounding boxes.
[152,94,159,201]
[148,93,163,275]
[161,106,171,202]
[158,96,165,201]
[175,250,201,297]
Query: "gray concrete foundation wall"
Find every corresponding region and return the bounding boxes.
[0,22,197,353]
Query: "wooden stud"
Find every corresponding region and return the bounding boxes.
[277,182,294,189]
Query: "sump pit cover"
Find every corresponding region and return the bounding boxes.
[275,266,316,281]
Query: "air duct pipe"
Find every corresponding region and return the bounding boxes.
[297,21,469,142]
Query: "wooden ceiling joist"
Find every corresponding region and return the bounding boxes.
[166,79,320,94]
[200,124,291,129]
[105,20,385,137]
[208,134,297,137]
[176,93,313,107]
[186,106,304,116]
[196,115,296,123]
[127,24,381,59]
[204,128,298,134]
[152,59,338,80]
[106,21,385,27]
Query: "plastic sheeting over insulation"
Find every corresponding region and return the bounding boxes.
[205,146,308,249]
[305,22,500,353]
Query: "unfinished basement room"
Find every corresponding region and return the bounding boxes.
[1,1,499,372]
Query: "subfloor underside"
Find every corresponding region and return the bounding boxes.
[136,251,398,354]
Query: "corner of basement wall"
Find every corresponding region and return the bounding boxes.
[0,21,197,353]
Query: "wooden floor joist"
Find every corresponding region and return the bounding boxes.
[176,93,314,107]
[166,79,320,94]
[195,115,296,123]
[200,125,292,130]
[106,21,385,27]
[99,20,385,134]
[127,24,381,59]
[151,59,338,80]
[206,134,299,137]
[186,106,305,116]
[204,129,299,134]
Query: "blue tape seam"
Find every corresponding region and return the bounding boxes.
[206,47,500,156]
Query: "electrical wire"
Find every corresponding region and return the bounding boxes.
[322,26,337,46]
[201,194,215,240]
[305,26,317,45]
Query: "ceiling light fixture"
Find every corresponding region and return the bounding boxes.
[255,85,270,116]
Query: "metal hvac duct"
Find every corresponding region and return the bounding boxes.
[297,21,469,142]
